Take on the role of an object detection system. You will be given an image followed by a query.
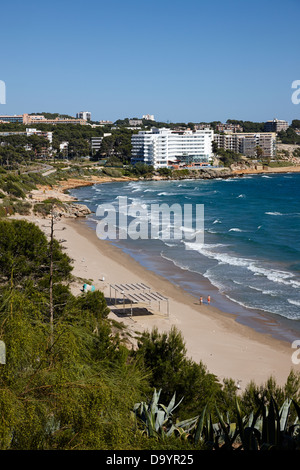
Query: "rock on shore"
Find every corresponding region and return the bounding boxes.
[51,203,92,218]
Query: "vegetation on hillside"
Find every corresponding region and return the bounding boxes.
[2,116,291,169]
[278,128,300,145]
[215,147,244,167]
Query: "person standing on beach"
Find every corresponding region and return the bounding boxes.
[199,296,203,305]
[207,295,211,305]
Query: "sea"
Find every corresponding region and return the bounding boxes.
[70,172,300,343]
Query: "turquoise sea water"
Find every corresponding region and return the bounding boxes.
[70,172,300,341]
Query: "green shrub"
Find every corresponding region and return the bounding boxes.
[4,181,26,199]
[12,201,32,215]
[101,167,123,177]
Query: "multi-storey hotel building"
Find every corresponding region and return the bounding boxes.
[131,127,214,169]
[214,132,276,159]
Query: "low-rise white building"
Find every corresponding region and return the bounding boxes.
[142,114,155,121]
[91,136,103,152]
[59,141,69,153]
[26,128,53,145]
[131,127,214,169]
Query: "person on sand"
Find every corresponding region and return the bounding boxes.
[207,295,211,305]
[199,296,203,305]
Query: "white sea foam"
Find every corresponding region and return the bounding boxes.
[127,182,143,190]
[163,242,178,247]
[247,264,294,287]
[291,280,300,289]
[233,280,243,285]
[160,252,195,272]
[265,212,283,216]
[248,285,264,292]
[184,241,298,291]
[184,242,251,267]
[248,286,278,296]
[237,194,245,198]
[288,299,300,307]
[229,228,244,232]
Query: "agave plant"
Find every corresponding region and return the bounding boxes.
[133,390,300,450]
[133,389,196,440]
[231,396,300,450]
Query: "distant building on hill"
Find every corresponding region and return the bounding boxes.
[194,123,212,130]
[97,120,113,126]
[215,123,243,133]
[142,114,155,121]
[264,119,289,133]
[0,113,89,126]
[0,115,24,123]
[25,114,87,125]
[129,119,143,126]
[76,111,91,121]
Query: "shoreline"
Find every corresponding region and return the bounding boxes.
[28,165,300,202]
[17,211,297,389]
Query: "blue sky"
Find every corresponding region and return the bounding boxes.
[1,0,300,123]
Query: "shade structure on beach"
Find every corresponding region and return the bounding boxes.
[109,283,169,317]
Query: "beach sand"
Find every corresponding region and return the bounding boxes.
[22,212,298,391]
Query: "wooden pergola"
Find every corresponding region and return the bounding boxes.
[109,283,169,317]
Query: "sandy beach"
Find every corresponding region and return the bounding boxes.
[20,210,298,391]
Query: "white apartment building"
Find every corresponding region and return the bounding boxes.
[131,127,214,169]
[90,133,111,153]
[91,136,103,152]
[76,111,91,121]
[142,114,155,121]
